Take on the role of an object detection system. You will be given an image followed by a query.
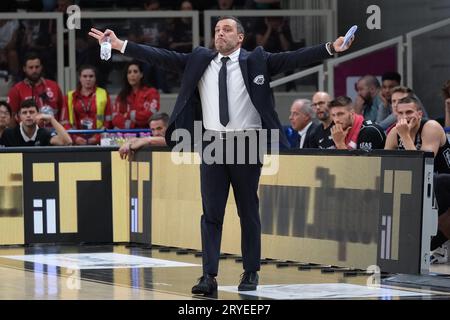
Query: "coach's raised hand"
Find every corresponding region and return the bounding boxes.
[333,35,354,53]
[89,28,124,51]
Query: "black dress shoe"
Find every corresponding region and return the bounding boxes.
[191,274,218,295]
[238,271,259,291]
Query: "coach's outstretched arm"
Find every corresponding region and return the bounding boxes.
[89,28,187,73]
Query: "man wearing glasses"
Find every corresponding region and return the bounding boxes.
[308,91,334,149]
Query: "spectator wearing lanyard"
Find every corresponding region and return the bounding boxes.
[61,65,112,145]
[7,52,66,127]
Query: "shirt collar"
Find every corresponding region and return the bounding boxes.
[20,122,39,142]
[24,78,44,87]
[298,121,313,136]
[216,48,240,63]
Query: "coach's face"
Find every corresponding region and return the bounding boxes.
[214,19,243,56]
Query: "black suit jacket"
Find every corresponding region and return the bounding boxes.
[125,43,331,148]
[284,121,320,149]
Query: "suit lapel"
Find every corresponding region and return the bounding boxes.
[197,50,217,81]
[239,49,251,94]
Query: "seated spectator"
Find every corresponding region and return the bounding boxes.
[383,86,417,134]
[284,99,318,149]
[255,16,295,91]
[62,65,112,145]
[309,91,334,149]
[17,18,58,81]
[255,17,293,53]
[244,0,281,9]
[168,0,194,53]
[0,19,19,81]
[384,96,450,174]
[118,112,168,159]
[213,0,238,10]
[132,0,172,93]
[113,61,160,129]
[385,96,450,264]
[8,52,66,127]
[0,98,72,147]
[376,71,401,126]
[354,75,383,122]
[329,96,386,151]
[0,101,12,139]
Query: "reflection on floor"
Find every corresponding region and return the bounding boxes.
[0,244,449,300]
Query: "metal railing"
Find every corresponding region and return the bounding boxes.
[0,13,64,89]
[203,9,334,92]
[406,17,450,89]
[326,36,403,98]
[269,64,324,91]
[1,11,448,113]
[203,9,334,49]
[68,10,200,93]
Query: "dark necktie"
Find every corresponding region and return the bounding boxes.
[297,132,302,148]
[219,56,230,127]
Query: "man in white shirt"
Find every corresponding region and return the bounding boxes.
[286,99,318,148]
[89,16,353,296]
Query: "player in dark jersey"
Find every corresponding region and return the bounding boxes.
[385,96,450,173]
[328,96,386,151]
[309,91,335,149]
[385,96,450,263]
[0,99,72,147]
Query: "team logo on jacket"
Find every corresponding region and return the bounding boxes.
[46,88,54,99]
[253,75,265,85]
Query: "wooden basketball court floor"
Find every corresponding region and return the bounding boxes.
[0,244,449,300]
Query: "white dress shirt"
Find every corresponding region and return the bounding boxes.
[298,121,313,148]
[198,48,262,131]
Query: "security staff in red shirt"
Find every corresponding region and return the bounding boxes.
[8,52,66,126]
[112,60,160,129]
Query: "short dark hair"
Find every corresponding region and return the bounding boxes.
[0,100,12,116]
[397,96,425,112]
[19,99,39,112]
[149,112,169,125]
[329,96,353,108]
[217,16,245,35]
[382,71,401,84]
[398,96,419,105]
[22,52,42,66]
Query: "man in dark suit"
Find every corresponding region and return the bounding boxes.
[285,99,319,149]
[90,16,353,295]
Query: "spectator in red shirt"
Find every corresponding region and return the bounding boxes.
[7,52,66,127]
[113,60,160,129]
[61,65,112,145]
